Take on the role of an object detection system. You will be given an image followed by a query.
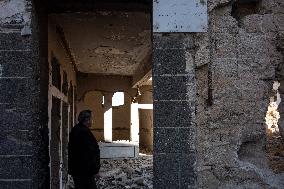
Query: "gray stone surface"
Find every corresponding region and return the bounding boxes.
[153,75,195,101]
[0,181,32,189]
[0,51,34,77]
[154,101,193,128]
[0,156,33,179]
[154,128,195,153]
[153,33,197,189]
[0,0,49,188]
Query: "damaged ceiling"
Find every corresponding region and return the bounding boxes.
[50,12,151,76]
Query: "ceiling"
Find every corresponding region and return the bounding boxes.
[50,11,151,76]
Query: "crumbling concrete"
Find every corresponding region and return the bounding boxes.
[49,12,151,75]
[195,0,284,188]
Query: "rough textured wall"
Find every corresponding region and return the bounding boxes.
[196,0,284,188]
[279,80,284,138]
[0,0,49,188]
[139,86,153,152]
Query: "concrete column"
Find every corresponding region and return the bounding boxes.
[0,1,49,188]
[104,93,113,142]
[131,102,140,143]
[153,34,196,188]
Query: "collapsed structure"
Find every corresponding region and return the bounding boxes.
[0,0,284,188]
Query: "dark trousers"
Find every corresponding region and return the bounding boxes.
[73,175,97,189]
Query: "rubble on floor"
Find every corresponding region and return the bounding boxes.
[68,154,153,189]
[98,154,153,189]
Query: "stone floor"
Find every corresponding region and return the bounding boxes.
[68,154,153,189]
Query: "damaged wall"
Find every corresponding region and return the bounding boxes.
[48,16,77,188]
[195,0,284,188]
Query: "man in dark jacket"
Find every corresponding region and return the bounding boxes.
[68,110,100,189]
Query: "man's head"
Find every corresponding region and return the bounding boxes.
[78,110,93,127]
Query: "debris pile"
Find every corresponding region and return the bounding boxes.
[98,155,153,189]
[67,155,153,189]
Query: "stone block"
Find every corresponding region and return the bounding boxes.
[0,181,32,189]
[237,58,275,80]
[208,0,232,12]
[154,101,193,128]
[274,13,284,31]
[153,48,190,75]
[0,51,34,77]
[0,78,34,106]
[241,14,263,33]
[211,15,238,34]
[0,130,34,155]
[0,104,35,130]
[153,34,194,49]
[261,14,278,32]
[212,58,238,79]
[154,128,195,153]
[180,153,196,188]
[203,144,239,166]
[195,33,210,68]
[0,156,33,179]
[153,153,180,189]
[0,32,32,50]
[153,75,195,101]
[213,33,237,58]
[237,31,277,59]
[260,0,284,14]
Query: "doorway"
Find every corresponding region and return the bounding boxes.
[48,1,153,188]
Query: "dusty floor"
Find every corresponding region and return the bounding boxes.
[68,155,153,189]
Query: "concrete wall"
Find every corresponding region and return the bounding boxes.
[77,74,136,141]
[195,0,284,188]
[0,0,49,188]
[139,85,153,152]
[77,90,132,142]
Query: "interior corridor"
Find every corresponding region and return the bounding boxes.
[48,4,153,188]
